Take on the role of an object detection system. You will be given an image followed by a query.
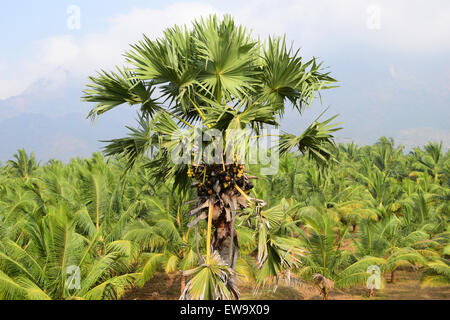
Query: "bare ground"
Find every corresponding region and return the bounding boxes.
[121,270,449,300]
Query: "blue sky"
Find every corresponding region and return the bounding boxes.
[0,0,449,162]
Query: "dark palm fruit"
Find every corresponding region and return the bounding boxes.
[208,189,213,195]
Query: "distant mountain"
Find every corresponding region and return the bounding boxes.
[0,66,448,163]
[0,111,136,163]
[0,72,137,162]
[0,71,88,119]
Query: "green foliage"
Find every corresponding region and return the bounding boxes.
[0,137,448,300]
[180,252,238,300]
[6,149,39,181]
[2,14,448,301]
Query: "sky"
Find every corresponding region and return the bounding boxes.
[0,0,449,162]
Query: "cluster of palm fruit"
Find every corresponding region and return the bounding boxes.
[187,162,254,198]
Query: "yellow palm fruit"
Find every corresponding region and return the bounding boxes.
[391,202,401,212]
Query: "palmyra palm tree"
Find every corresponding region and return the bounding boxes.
[82,15,341,299]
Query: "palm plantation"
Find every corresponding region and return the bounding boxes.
[0,15,448,300]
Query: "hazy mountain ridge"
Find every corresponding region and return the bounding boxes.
[0,75,136,162]
[0,68,448,162]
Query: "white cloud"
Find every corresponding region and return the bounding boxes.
[67,2,220,75]
[1,2,219,99]
[228,0,450,54]
[36,36,80,67]
[0,80,23,100]
[1,0,450,100]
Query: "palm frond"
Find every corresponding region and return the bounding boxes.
[278,114,342,166]
[83,67,160,119]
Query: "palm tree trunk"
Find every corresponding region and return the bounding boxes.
[212,223,239,268]
[206,203,214,264]
[391,270,397,283]
[180,273,186,294]
[212,215,240,299]
[322,287,328,300]
[189,163,255,300]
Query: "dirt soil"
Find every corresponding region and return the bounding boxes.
[122,270,449,300]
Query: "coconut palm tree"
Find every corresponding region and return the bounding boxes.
[420,258,450,288]
[353,217,428,285]
[353,163,403,217]
[411,142,445,183]
[372,137,406,180]
[0,201,140,300]
[125,184,200,295]
[82,15,341,299]
[295,205,384,299]
[0,156,157,300]
[7,149,39,182]
[1,139,449,299]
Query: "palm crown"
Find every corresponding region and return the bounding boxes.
[83,14,340,173]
